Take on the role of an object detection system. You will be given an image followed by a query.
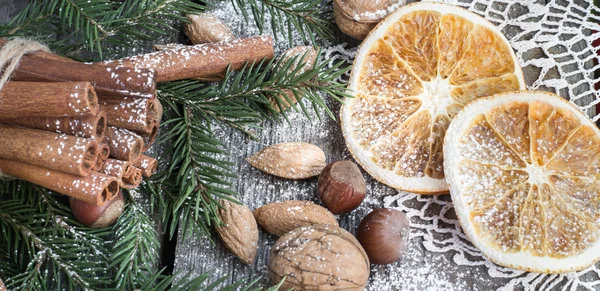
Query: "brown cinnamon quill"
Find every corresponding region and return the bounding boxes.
[123,167,142,189]
[0,39,157,99]
[0,81,98,119]
[98,143,110,160]
[0,159,118,205]
[1,111,107,140]
[134,154,158,177]
[104,126,143,162]
[0,126,98,176]
[100,159,140,188]
[99,97,156,135]
[99,36,274,82]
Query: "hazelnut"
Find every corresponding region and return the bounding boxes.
[70,191,125,228]
[317,160,366,214]
[357,208,410,265]
[269,225,370,290]
[333,0,406,40]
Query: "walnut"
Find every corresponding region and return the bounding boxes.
[268,225,370,290]
[333,0,406,40]
[184,13,236,44]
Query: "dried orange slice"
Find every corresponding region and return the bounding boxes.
[341,2,525,193]
[444,91,600,273]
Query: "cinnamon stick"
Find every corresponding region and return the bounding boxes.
[100,159,139,188]
[93,156,104,172]
[0,159,118,205]
[99,143,110,160]
[104,126,143,162]
[123,167,142,189]
[1,111,107,140]
[134,154,158,177]
[0,126,98,176]
[99,97,156,135]
[0,81,98,119]
[0,39,157,99]
[99,36,274,82]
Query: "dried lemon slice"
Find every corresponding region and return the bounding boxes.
[444,90,600,273]
[341,2,525,194]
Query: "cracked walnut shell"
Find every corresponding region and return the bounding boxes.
[268,225,370,290]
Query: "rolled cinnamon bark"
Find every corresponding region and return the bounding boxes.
[99,97,156,134]
[98,143,110,160]
[134,154,158,177]
[0,81,98,119]
[1,111,107,140]
[93,156,104,172]
[0,159,118,205]
[104,126,143,162]
[100,159,139,188]
[0,126,98,176]
[123,167,142,189]
[99,36,274,82]
[0,39,157,99]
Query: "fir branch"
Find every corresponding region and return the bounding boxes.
[153,106,237,240]
[159,49,350,133]
[110,198,162,289]
[0,0,205,58]
[0,196,110,290]
[232,0,335,45]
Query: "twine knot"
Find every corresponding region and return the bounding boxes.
[0,38,49,92]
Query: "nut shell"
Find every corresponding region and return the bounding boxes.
[253,200,338,237]
[357,208,410,265]
[184,13,235,44]
[333,6,375,40]
[269,225,370,290]
[318,160,366,214]
[70,191,125,228]
[246,142,326,179]
[215,199,259,264]
[333,0,405,40]
[334,0,405,22]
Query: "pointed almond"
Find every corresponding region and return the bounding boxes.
[246,142,326,179]
[253,200,338,236]
[215,199,258,264]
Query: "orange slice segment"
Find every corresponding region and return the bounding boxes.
[384,10,440,81]
[437,14,473,78]
[445,90,600,273]
[449,25,518,85]
[350,96,421,148]
[357,39,423,99]
[342,2,524,193]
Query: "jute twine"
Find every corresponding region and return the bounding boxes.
[0,38,49,179]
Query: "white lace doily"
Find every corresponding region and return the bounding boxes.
[375,0,600,290]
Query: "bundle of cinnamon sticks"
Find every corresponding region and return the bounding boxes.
[0,36,273,209]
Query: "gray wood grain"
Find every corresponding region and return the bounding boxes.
[0,1,28,24]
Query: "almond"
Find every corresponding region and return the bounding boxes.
[253,200,338,236]
[246,142,326,179]
[215,199,258,264]
[185,13,235,45]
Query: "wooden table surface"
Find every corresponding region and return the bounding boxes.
[2,0,598,290]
